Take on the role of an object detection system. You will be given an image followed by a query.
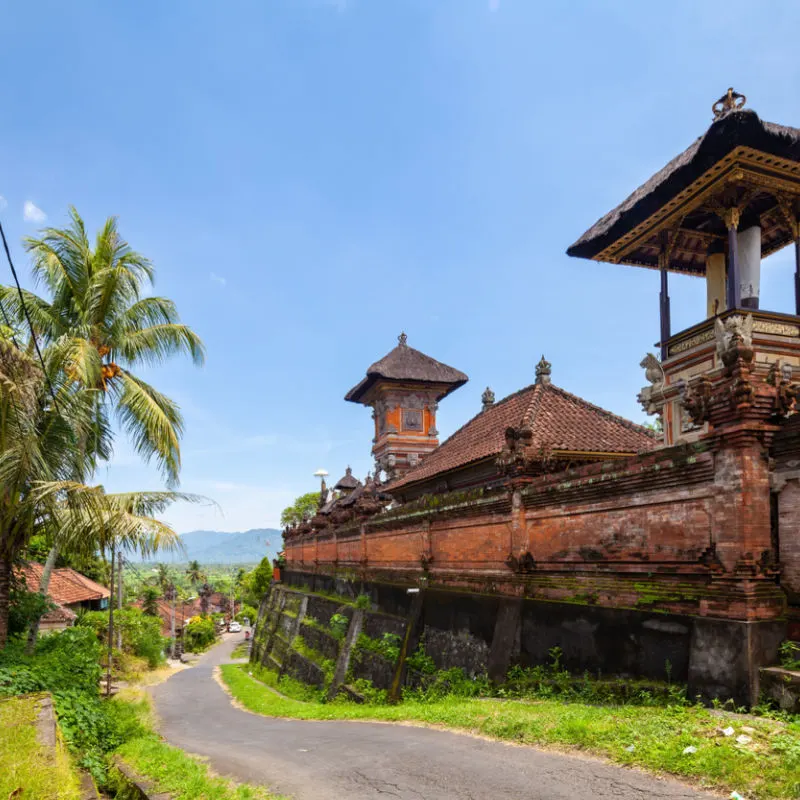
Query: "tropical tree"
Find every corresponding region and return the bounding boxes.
[141,586,160,616]
[185,559,205,588]
[0,207,206,649]
[0,207,205,484]
[198,582,214,615]
[154,562,173,595]
[280,491,321,527]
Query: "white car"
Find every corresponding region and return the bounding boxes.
[229,621,242,633]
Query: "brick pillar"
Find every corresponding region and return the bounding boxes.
[776,475,800,604]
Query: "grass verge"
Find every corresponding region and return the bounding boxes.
[222,663,800,799]
[0,695,82,800]
[111,682,286,799]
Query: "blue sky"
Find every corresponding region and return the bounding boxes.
[2,0,799,535]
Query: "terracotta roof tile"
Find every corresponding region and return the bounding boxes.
[18,563,110,606]
[389,382,657,490]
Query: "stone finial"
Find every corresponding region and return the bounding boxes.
[535,355,552,385]
[712,87,746,119]
[345,466,352,476]
[398,332,408,346]
[481,386,495,411]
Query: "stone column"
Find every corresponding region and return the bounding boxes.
[737,226,761,310]
[776,474,800,604]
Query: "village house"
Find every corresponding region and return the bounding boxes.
[18,562,110,632]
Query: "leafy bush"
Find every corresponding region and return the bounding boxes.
[353,632,401,664]
[8,582,53,637]
[328,613,349,640]
[405,641,436,675]
[183,615,216,652]
[235,604,257,624]
[79,607,167,668]
[404,667,490,702]
[780,640,800,671]
[0,627,142,781]
[355,593,371,610]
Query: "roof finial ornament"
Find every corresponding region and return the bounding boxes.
[535,355,552,386]
[398,331,408,346]
[481,387,495,411]
[712,87,746,119]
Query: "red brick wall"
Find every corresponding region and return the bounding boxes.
[778,478,800,603]
[284,443,786,622]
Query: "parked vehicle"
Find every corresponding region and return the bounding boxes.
[229,621,242,633]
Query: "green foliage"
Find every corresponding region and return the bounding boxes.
[241,557,274,606]
[328,613,349,640]
[780,640,800,671]
[184,615,216,652]
[140,586,160,616]
[280,491,320,527]
[348,678,388,705]
[8,579,53,637]
[353,632,401,664]
[355,593,371,610]
[405,641,436,675]
[404,668,491,702]
[235,604,257,624]
[79,607,167,668]
[0,627,142,782]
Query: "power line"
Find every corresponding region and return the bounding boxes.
[0,218,60,410]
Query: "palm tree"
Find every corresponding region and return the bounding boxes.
[185,559,204,589]
[154,562,173,595]
[0,206,205,483]
[0,208,205,649]
[141,586,160,616]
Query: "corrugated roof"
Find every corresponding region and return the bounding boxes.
[389,381,657,490]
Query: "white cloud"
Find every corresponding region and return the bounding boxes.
[0,196,7,211]
[210,272,227,287]
[23,201,46,223]
[488,0,500,10]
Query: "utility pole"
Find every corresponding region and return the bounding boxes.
[116,552,124,650]
[106,542,115,698]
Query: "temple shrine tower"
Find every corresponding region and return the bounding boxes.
[569,88,800,446]
[345,333,467,480]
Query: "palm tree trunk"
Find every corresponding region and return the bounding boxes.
[25,543,59,654]
[0,556,11,650]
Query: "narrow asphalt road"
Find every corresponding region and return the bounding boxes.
[151,635,716,800]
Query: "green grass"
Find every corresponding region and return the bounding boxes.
[111,686,286,800]
[231,642,251,659]
[0,695,82,800]
[221,664,800,800]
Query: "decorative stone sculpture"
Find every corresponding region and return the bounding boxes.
[481,387,495,411]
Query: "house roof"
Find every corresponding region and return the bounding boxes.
[345,333,468,404]
[567,107,800,273]
[389,380,657,491]
[19,563,110,606]
[41,603,77,625]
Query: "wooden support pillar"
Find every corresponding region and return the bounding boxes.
[725,208,741,311]
[795,235,800,316]
[658,233,671,361]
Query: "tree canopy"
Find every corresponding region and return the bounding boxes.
[280,491,321,527]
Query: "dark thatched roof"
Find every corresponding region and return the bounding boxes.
[334,467,360,491]
[567,109,800,264]
[345,335,468,404]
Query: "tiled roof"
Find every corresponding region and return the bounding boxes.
[345,335,467,403]
[389,381,657,490]
[18,563,110,606]
[334,467,360,491]
[41,603,77,625]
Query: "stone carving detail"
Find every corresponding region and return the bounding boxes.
[506,551,536,573]
[715,314,754,367]
[638,353,664,415]
[680,375,713,427]
[481,387,495,411]
[535,355,552,385]
[496,425,534,473]
[768,359,799,416]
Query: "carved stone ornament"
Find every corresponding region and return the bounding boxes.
[680,375,713,427]
[638,352,665,415]
[535,355,552,385]
[505,551,536,574]
[496,425,534,473]
[481,386,495,411]
[640,353,663,386]
[715,314,754,368]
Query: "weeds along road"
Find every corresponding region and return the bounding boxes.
[151,636,715,800]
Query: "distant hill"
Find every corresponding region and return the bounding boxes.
[126,528,280,565]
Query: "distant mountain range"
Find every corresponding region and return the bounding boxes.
[126,528,280,565]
